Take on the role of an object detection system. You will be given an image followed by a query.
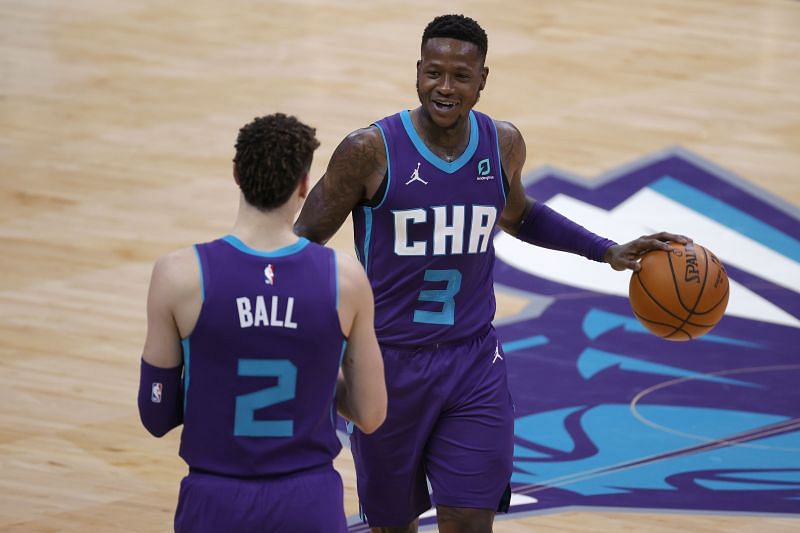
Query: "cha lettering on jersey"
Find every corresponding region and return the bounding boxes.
[392,204,497,256]
[235,295,298,329]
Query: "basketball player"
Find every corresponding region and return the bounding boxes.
[137,113,387,532]
[294,15,689,533]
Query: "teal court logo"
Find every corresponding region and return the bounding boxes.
[347,147,800,530]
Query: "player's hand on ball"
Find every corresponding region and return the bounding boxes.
[604,232,692,272]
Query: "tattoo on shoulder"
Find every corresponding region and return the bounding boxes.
[329,128,383,193]
[496,121,524,167]
[295,128,384,242]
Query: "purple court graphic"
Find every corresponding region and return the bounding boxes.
[347,148,800,529]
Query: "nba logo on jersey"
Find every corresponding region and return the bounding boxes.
[151,382,162,403]
[264,264,275,285]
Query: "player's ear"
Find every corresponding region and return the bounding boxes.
[480,66,488,90]
[298,172,309,199]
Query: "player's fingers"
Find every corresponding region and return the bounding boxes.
[647,231,692,244]
[631,236,673,253]
[614,257,641,272]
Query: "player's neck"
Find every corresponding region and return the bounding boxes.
[411,107,470,160]
[230,194,300,251]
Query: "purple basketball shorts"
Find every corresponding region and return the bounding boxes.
[174,466,347,532]
[350,326,514,527]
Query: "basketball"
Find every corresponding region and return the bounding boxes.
[629,241,729,341]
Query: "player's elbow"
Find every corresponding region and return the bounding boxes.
[140,417,175,438]
[357,397,387,435]
[293,219,329,245]
[138,398,182,438]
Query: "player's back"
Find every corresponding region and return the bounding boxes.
[179,235,344,477]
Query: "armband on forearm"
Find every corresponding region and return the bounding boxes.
[138,358,184,437]
[516,202,617,262]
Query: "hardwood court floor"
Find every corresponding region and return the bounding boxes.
[1,0,798,531]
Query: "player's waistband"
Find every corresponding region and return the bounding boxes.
[187,461,334,482]
[377,324,493,352]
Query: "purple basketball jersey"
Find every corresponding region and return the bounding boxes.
[179,235,344,477]
[352,110,507,345]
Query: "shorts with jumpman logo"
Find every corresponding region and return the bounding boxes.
[350,326,514,527]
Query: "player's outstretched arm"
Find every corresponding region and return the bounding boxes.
[335,252,387,434]
[138,248,199,437]
[294,127,386,244]
[493,120,684,268]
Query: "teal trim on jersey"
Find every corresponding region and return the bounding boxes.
[400,109,479,174]
[181,337,190,414]
[192,244,205,302]
[360,207,373,272]
[332,250,339,309]
[373,122,391,209]
[222,235,310,257]
[489,119,507,203]
[650,176,800,262]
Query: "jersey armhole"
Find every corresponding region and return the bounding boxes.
[359,171,388,208]
[501,164,511,201]
[330,250,348,338]
[357,122,390,209]
[192,244,207,304]
[490,118,510,204]
[183,243,209,341]
[330,249,339,311]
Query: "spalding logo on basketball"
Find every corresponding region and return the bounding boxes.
[629,241,729,340]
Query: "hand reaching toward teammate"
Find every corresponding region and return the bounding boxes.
[604,232,692,272]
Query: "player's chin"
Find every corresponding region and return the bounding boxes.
[427,103,463,127]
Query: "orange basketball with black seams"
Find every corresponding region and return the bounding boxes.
[629,241,729,341]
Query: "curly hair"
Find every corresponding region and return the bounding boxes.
[233,113,320,210]
[422,14,488,61]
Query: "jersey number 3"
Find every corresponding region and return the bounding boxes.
[234,359,297,437]
[413,269,462,325]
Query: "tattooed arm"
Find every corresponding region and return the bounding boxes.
[493,119,688,269]
[495,120,530,234]
[294,127,387,244]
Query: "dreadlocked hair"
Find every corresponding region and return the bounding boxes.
[422,14,488,60]
[234,113,320,210]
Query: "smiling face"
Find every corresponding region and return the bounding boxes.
[416,37,488,131]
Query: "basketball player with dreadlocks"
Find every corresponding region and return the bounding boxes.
[295,15,688,532]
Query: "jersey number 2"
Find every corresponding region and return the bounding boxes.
[234,359,297,437]
[413,269,462,325]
